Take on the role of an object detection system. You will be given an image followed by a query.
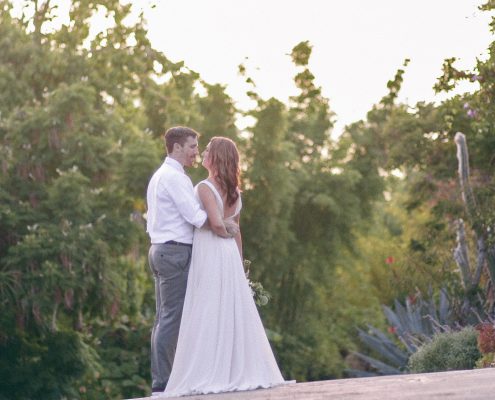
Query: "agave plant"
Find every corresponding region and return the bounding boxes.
[348,289,454,377]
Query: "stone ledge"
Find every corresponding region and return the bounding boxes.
[128,368,495,400]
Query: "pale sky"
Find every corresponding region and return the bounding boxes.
[12,0,494,136]
[142,0,493,136]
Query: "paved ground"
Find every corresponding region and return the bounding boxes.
[129,368,495,400]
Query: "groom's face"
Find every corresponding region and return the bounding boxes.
[177,136,199,167]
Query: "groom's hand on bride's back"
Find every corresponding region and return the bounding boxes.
[224,220,239,237]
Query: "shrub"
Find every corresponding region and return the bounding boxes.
[408,327,480,373]
[0,329,95,400]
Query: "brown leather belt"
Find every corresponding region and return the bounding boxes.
[164,240,192,248]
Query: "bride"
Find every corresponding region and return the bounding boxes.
[161,137,289,397]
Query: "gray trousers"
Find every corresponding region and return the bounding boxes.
[148,243,192,391]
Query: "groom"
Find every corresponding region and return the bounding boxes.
[146,126,236,396]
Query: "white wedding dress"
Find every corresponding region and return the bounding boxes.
[161,180,288,397]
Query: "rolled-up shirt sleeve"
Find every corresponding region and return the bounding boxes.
[167,175,207,229]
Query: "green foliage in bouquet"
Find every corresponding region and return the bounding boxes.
[244,260,271,307]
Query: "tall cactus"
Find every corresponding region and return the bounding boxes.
[455,132,477,220]
[453,219,476,291]
[454,132,495,313]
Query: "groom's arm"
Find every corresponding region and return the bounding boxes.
[196,214,238,236]
[167,175,207,228]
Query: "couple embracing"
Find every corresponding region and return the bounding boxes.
[146,127,289,397]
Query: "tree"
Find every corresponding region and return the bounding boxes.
[0,1,175,397]
[238,41,387,380]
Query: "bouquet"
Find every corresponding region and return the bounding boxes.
[243,259,271,306]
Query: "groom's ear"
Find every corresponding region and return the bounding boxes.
[172,142,182,153]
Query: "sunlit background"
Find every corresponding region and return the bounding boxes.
[4,2,495,398]
[11,0,493,135]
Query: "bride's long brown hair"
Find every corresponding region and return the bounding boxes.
[207,137,240,207]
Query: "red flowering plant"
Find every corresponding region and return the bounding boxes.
[385,256,395,265]
[475,322,495,368]
[387,326,397,335]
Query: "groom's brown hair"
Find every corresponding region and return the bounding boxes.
[164,126,199,154]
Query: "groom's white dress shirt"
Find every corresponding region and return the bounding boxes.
[146,157,207,244]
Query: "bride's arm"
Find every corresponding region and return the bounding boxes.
[197,184,232,238]
[233,213,242,259]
